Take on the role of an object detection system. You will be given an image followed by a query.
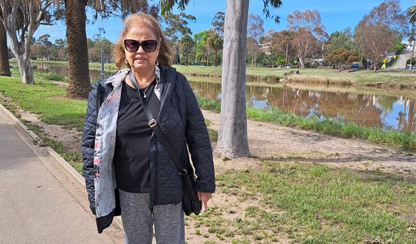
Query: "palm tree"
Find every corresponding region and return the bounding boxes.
[65,0,152,99]
[207,32,223,67]
[408,2,416,23]
[180,34,195,66]
[0,19,10,76]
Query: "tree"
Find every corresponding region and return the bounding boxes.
[194,30,210,65]
[268,29,295,68]
[354,0,408,72]
[160,0,282,158]
[211,11,225,36]
[408,2,416,23]
[325,48,359,68]
[0,0,54,84]
[207,31,223,66]
[0,18,10,76]
[179,34,194,66]
[326,28,359,55]
[287,10,326,69]
[163,12,196,64]
[247,14,264,68]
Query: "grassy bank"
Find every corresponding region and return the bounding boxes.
[16,60,416,88]
[196,96,416,151]
[200,161,416,243]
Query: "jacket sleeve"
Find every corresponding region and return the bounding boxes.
[181,74,216,193]
[81,84,99,215]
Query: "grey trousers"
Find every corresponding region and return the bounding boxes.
[118,189,185,244]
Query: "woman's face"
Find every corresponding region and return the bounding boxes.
[124,23,160,72]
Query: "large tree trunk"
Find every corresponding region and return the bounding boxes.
[185,52,188,66]
[65,0,91,99]
[0,23,10,76]
[216,0,251,158]
[16,55,34,84]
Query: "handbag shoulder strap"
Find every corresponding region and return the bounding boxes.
[129,71,187,175]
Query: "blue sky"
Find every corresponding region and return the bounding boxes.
[33,0,413,43]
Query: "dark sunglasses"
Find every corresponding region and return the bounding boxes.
[124,39,158,53]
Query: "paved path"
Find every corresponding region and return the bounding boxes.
[389,51,412,69]
[0,105,124,244]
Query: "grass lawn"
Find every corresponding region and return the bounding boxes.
[197,161,416,243]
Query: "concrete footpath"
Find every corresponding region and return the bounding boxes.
[0,104,124,244]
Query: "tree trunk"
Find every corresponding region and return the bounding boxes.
[300,56,305,69]
[215,0,251,158]
[0,23,10,76]
[373,61,377,73]
[410,40,415,74]
[185,52,188,66]
[407,99,415,131]
[16,55,34,84]
[65,0,91,99]
[285,43,289,67]
[214,50,217,66]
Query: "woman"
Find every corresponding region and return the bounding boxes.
[81,13,215,243]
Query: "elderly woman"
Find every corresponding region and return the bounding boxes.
[81,13,215,243]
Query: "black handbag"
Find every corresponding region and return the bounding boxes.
[129,71,202,216]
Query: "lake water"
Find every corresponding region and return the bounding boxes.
[189,81,416,132]
[30,63,416,132]
[31,63,112,83]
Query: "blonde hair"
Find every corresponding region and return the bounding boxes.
[113,13,174,68]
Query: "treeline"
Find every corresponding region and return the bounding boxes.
[9,0,414,71]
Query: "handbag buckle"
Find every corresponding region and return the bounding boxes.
[179,169,187,175]
[148,119,157,128]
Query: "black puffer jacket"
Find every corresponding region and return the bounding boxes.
[81,65,215,233]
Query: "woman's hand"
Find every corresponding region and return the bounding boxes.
[197,192,212,210]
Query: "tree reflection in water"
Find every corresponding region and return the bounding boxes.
[188,81,416,132]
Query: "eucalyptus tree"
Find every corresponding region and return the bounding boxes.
[354,0,408,72]
[180,34,195,66]
[211,11,225,37]
[287,9,327,69]
[0,0,55,84]
[160,0,282,158]
[163,12,196,64]
[247,14,264,68]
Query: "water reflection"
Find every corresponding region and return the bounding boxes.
[32,63,112,83]
[189,81,416,132]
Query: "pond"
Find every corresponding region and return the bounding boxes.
[31,63,112,83]
[30,63,416,132]
[188,80,416,132]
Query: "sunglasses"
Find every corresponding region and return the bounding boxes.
[124,39,158,53]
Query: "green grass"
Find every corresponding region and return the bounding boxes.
[196,95,416,150]
[33,71,68,82]
[209,162,416,243]
[0,76,87,130]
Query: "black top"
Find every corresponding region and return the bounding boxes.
[114,79,160,193]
